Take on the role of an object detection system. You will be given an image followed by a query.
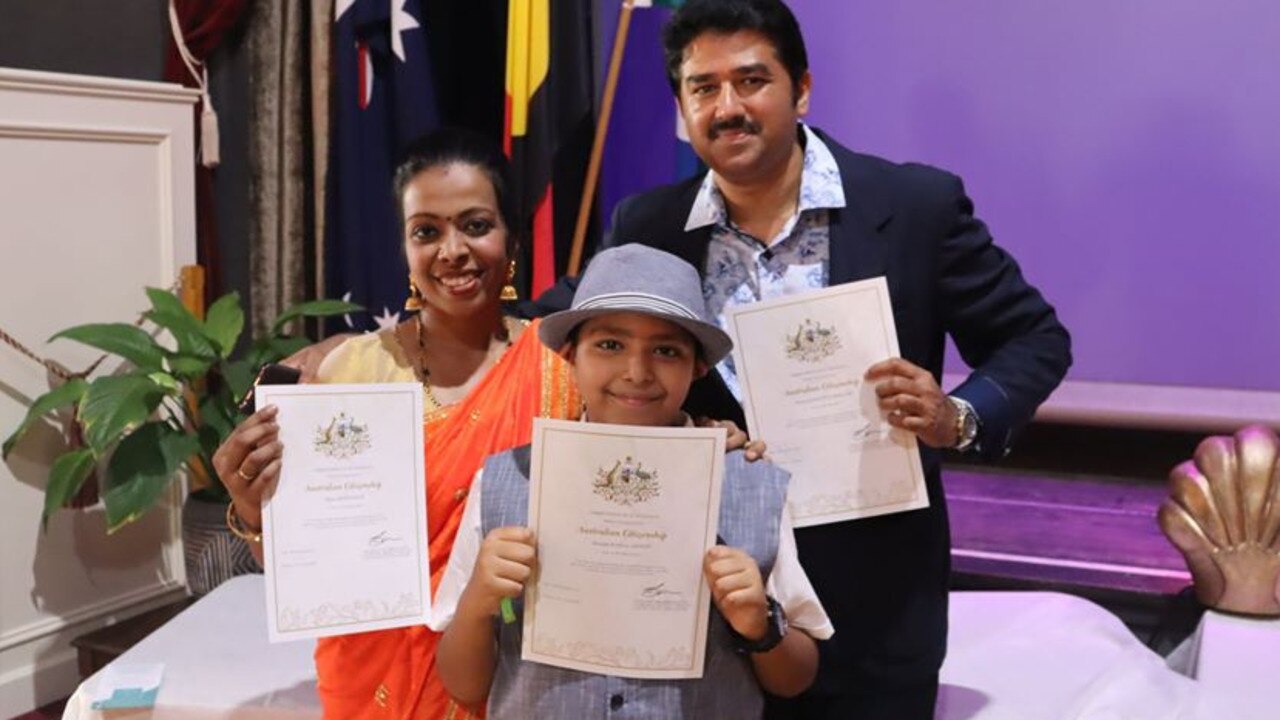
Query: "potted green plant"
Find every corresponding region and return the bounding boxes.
[2,287,358,592]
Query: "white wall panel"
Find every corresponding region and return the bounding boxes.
[0,68,198,716]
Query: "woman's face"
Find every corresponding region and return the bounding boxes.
[401,162,510,320]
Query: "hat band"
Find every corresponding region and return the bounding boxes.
[574,292,701,321]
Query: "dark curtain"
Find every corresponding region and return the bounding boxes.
[164,0,250,304]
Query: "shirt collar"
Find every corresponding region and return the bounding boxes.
[684,123,846,232]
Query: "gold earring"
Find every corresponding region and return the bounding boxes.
[404,275,423,311]
[499,260,518,302]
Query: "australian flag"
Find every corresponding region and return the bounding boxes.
[326,0,439,332]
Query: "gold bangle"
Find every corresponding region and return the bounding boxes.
[225,501,263,544]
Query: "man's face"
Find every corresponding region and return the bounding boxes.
[676,30,810,185]
[567,312,707,427]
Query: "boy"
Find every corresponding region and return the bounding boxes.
[432,244,833,718]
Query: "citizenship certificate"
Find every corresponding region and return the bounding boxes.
[255,383,429,642]
[523,418,725,679]
[724,277,928,527]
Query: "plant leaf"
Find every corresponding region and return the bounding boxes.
[147,371,182,395]
[144,287,218,359]
[223,358,256,406]
[167,352,214,378]
[260,336,313,365]
[203,292,244,358]
[49,323,165,371]
[2,378,88,459]
[103,422,199,532]
[43,448,95,527]
[270,299,363,335]
[198,391,235,445]
[78,375,167,454]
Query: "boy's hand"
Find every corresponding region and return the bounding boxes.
[463,526,537,616]
[703,546,769,641]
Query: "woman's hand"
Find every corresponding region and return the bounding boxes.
[211,405,282,531]
[704,545,769,641]
[696,417,767,461]
[460,526,537,617]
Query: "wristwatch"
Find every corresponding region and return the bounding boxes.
[948,396,980,452]
[732,596,789,654]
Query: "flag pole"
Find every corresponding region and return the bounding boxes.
[567,0,637,276]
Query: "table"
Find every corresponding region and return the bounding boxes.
[65,580,1242,719]
[1166,609,1280,720]
[63,575,319,719]
[940,592,1203,719]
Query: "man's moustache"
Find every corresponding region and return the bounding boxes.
[708,117,761,139]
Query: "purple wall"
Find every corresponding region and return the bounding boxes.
[597,1,1280,393]
[788,0,1280,392]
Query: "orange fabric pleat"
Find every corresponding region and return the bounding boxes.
[314,320,579,720]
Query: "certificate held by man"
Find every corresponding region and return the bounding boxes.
[255,383,430,642]
[523,418,725,679]
[724,277,928,527]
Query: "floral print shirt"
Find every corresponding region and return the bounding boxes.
[686,124,846,399]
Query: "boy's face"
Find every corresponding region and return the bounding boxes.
[567,312,708,427]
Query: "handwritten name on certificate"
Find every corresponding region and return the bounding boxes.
[524,419,725,679]
[256,383,429,642]
[724,278,928,527]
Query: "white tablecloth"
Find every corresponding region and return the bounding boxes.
[63,575,319,719]
[940,592,1202,719]
[66,579,1257,719]
[1166,609,1280,720]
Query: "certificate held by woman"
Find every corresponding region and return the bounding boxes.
[256,382,430,643]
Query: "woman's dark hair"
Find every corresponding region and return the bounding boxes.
[662,0,809,102]
[392,127,519,252]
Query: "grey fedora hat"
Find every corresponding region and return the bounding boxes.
[538,244,734,365]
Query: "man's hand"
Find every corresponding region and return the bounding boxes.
[460,527,537,617]
[865,358,958,448]
[704,546,769,641]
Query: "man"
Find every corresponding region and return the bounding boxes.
[587,1,1072,717]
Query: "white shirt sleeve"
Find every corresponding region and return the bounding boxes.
[426,470,485,632]
[765,508,834,640]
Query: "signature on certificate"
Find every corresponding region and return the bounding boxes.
[641,582,683,599]
[368,530,403,546]
[852,421,891,441]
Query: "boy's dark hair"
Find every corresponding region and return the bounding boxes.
[392,127,519,254]
[662,0,809,102]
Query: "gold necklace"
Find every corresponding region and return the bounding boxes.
[413,315,515,412]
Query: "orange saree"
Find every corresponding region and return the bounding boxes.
[312,319,579,719]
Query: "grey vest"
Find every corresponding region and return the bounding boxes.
[478,444,789,720]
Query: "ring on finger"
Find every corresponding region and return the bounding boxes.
[237,466,258,482]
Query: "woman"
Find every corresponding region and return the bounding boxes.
[213,128,580,719]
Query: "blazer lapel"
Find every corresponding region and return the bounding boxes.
[671,180,714,271]
[820,130,893,283]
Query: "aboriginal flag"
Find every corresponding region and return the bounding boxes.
[504,0,594,296]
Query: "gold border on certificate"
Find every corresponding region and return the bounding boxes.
[523,418,725,679]
[725,277,928,527]
[257,382,429,642]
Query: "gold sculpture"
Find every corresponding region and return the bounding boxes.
[1159,425,1280,615]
